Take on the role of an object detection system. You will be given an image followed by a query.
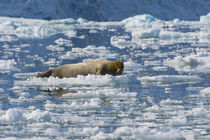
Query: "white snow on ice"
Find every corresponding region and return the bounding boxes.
[14,74,140,90]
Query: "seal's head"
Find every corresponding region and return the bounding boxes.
[113,61,124,75]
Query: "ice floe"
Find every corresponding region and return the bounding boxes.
[0,59,18,73]
[199,87,210,96]
[0,17,77,39]
[111,35,137,49]
[14,74,140,90]
[1,108,50,123]
[45,98,101,111]
[164,49,210,73]
[60,45,118,60]
[46,45,65,52]
[1,108,25,122]
[13,72,37,79]
[200,12,210,23]
[120,13,210,46]
[54,38,73,46]
[139,75,204,86]
[25,109,51,122]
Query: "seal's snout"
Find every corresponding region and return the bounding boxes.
[114,61,124,75]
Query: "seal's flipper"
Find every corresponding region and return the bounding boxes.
[37,69,54,78]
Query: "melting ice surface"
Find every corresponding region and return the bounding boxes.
[0,13,210,140]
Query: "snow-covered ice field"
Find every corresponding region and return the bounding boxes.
[0,12,210,139]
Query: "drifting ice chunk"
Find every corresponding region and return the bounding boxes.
[200,13,210,23]
[60,45,117,60]
[0,59,18,73]
[54,38,73,46]
[111,36,137,49]
[164,50,210,73]
[25,109,51,122]
[1,108,51,122]
[132,29,160,39]
[139,75,203,86]
[121,14,157,28]
[199,87,210,96]
[1,108,24,122]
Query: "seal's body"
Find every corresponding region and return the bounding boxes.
[37,60,124,78]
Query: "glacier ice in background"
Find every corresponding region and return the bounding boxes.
[0,0,209,21]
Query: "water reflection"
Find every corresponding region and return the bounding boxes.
[38,88,77,98]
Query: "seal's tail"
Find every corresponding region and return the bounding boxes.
[37,69,54,78]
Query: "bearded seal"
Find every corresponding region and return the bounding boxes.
[37,60,124,78]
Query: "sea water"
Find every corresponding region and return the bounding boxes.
[0,14,210,139]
